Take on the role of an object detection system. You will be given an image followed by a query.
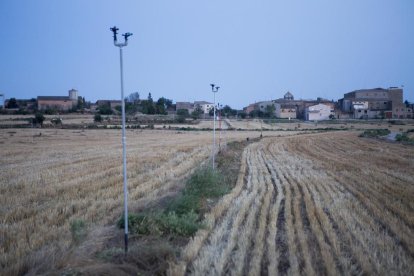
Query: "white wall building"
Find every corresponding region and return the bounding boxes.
[194,101,214,114]
[305,103,334,121]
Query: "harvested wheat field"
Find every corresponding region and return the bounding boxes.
[172,131,414,275]
[0,128,304,275]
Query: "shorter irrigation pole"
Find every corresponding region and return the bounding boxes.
[211,84,219,170]
[110,26,133,254]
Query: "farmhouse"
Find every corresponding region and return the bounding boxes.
[305,103,334,121]
[176,102,194,113]
[37,89,78,111]
[194,101,214,114]
[338,87,411,119]
[245,91,333,119]
[275,103,297,119]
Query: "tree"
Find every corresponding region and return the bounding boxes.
[191,106,203,119]
[6,98,18,109]
[405,100,411,107]
[176,109,190,117]
[76,96,85,110]
[141,100,155,114]
[155,97,169,115]
[34,112,45,127]
[94,114,102,122]
[176,109,189,123]
[222,105,238,117]
[97,103,113,115]
[156,97,173,115]
[147,93,153,103]
[264,105,275,118]
[126,92,140,103]
[249,110,264,118]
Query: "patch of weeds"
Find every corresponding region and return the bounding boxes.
[70,219,87,244]
[396,133,414,144]
[359,129,390,138]
[96,247,124,262]
[118,210,202,237]
[158,210,201,236]
[388,120,405,125]
[119,168,225,237]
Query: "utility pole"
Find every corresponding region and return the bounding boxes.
[211,84,219,170]
[110,26,133,254]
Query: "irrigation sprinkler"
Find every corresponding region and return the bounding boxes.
[110,25,133,254]
[211,84,219,170]
[218,103,222,152]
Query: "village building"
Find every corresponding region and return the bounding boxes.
[243,103,258,114]
[176,102,194,113]
[37,89,78,111]
[194,101,214,114]
[338,87,410,119]
[274,103,297,119]
[305,103,334,121]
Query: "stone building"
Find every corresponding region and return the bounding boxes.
[37,89,79,111]
[338,87,409,119]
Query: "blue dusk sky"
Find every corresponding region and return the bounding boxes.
[0,0,413,109]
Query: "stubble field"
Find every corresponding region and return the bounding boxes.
[0,128,295,275]
[1,127,413,275]
[173,132,414,275]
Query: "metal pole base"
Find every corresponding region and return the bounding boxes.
[124,233,128,255]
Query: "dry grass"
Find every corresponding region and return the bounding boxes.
[0,128,277,275]
[3,125,413,275]
[175,131,414,275]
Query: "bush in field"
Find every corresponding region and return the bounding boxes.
[359,129,390,138]
[70,219,87,243]
[34,112,45,127]
[94,114,102,122]
[396,133,414,143]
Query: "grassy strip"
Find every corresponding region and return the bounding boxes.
[117,140,249,238]
[117,167,228,237]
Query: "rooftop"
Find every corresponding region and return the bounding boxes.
[37,96,70,101]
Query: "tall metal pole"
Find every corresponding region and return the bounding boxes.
[110,26,132,254]
[213,91,216,169]
[211,84,219,170]
[119,46,129,254]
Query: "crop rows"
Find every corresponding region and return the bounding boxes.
[173,132,414,275]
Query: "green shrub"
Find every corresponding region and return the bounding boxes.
[395,133,414,143]
[158,211,200,236]
[94,114,102,122]
[359,129,390,138]
[70,219,87,243]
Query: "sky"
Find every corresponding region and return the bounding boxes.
[0,0,413,109]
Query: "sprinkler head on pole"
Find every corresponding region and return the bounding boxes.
[110,26,119,41]
[123,32,133,41]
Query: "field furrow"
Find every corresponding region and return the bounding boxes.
[176,131,414,276]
